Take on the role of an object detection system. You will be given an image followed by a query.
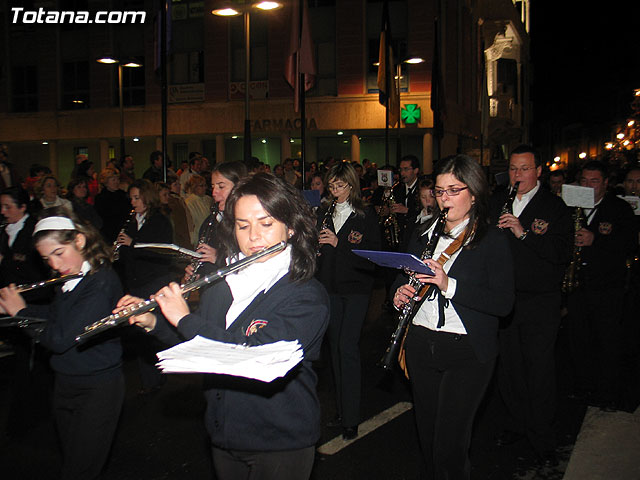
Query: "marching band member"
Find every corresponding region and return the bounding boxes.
[0,207,124,480]
[393,155,514,479]
[123,173,329,480]
[116,178,174,394]
[184,161,247,280]
[316,161,381,439]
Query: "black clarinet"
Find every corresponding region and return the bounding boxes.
[379,208,449,370]
[316,199,337,256]
[499,181,520,218]
[186,202,220,284]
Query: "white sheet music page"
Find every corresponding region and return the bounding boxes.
[156,336,304,382]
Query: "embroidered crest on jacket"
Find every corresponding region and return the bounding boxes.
[245,319,268,336]
[598,222,613,235]
[348,230,363,244]
[531,219,549,235]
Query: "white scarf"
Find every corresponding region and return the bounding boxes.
[224,245,291,329]
[61,261,91,292]
[6,214,28,248]
[333,201,354,233]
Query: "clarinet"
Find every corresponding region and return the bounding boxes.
[379,208,449,370]
[317,199,337,256]
[76,242,287,343]
[186,202,220,284]
[498,181,520,224]
[113,209,136,261]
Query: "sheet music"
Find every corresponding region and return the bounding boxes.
[156,336,304,382]
[619,195,640,215]
[562,184,595,208]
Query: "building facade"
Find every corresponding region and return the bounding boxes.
[0,0,530,184]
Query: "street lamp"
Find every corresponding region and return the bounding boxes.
[212,1,282,163]
[96,56,143,158]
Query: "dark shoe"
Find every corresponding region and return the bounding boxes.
[495,430,525,447]
[326,415,342,427]
[537,450,559,468]
[342,426,358,440]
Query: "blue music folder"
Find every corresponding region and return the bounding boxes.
[352,250,435,275]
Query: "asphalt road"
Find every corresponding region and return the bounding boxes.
[1,277,637,479]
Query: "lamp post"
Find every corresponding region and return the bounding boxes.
[212,2,282,163]
[96,56,143,158]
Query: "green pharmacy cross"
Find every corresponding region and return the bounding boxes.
[401,104,421,125]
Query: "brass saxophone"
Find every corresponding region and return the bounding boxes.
[113,209,136,261]
[562,207,584,294]
[381,185,401,248]
[379,208,449,370]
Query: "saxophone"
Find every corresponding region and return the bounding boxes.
[379,208,449,370]
[113,209,136,261]
[562,207,584,294]
[380,185,401,248]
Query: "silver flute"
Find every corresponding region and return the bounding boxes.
[76,241,287,343]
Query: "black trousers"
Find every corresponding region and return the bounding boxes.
[405,326,495,480]
[328,293,370,428]
[53,372,124,480]
[211,445,315,480]
[566,287,624,403]
[497,292,560,453]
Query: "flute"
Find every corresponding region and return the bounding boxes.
[76,241,287,343]
[14,273,84,293]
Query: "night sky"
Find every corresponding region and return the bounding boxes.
[530,3,640,137]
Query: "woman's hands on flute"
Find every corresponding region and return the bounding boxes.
[0,285,26,316]
[116,295,157,331]
[118,282,191,331]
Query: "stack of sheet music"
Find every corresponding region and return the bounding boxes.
[156,336,304,382]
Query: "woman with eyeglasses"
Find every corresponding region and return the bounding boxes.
[316,161,381,440]
[392,155,515,480]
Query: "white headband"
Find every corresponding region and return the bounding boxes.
[33,216,77,235]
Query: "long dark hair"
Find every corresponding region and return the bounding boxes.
[218,173,318,281]
[32,207,112,272]
[424,155,490,248]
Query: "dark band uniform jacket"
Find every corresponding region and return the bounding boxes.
[489,187,572,295]
[0,214,50,302]
[151,273,329,451]
[394,224,515,362]
[119,210,174,297]
[316,204,381,294]
[578,193,636,289]
[18,267,123,380]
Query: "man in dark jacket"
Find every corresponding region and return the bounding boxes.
[490,145,573,466]
[566,161,636,411]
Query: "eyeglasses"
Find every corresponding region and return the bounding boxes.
[327,182,350,191]
[431,186,469,197]
[509,166,536,173]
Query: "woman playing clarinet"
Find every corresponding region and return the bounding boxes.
[392,155,515,480]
